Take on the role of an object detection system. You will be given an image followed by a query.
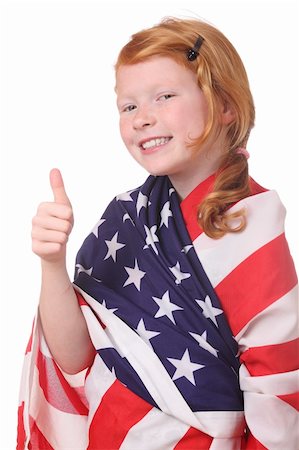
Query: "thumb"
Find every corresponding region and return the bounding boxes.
[49,168,71,205]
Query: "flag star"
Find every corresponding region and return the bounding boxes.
[92,218,105,238]
[104,232,126,262]
[169,187,175,196]
[160,201,173,228]
[123,259,146,291]
[136,192,148,216]
[123,213,135,225]
[75,264,93,276]
[102,299,118,314]
[189,331,218,357]
[168,349,205,385]
[181,245,193,254]
[196,295,223,327]
[152,290,183,324]
[116,191,134,201]
[143,225,159,255]
[136,319,160,348]
[169,262,191,285]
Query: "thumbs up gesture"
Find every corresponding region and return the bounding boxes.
[32,169,74,263]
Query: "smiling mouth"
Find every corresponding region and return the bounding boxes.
[140,137,172,150]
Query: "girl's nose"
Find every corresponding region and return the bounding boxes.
[133,107,156,129]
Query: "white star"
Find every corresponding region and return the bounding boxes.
[152,290,183,324]
[169,187,175,196]
[169,262,191,285]
[123,259,146,291]
[136,319,160,348]
[143,225,159,254]
[196,295,223,327]
[136,192,148,216]
[116,191,134,201]
[93,277,102,283]
[75,264,93,276]
[123,213,135,225]
[167,348,204,385]
[91,218,105,238]
[189,330,218,357]
[104,232,126,262]
[181,245,193,254]
[102,299,118,314]
[160,201,173,228]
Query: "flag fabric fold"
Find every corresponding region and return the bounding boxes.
[17,174,298,449]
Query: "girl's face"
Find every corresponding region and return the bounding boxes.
[116,56,223,198]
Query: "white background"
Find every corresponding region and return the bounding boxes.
[0,0,298,448]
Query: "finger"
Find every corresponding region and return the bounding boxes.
[36,202,73,222]
[32,215,73,235]
[32,228,70,245]
[50,168,71,206]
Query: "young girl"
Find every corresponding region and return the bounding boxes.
[18,17,298,450]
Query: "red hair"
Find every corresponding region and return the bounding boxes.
[116,18,255,238]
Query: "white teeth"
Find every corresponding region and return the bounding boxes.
[142,137,170,149]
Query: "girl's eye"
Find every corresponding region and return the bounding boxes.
[123,104,136,112]
[158,94,174,101]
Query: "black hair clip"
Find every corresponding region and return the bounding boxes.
[186,36,204,61]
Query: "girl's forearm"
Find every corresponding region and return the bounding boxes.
[38,260,95,374]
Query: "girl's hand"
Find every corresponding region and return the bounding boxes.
[32,169,74,263]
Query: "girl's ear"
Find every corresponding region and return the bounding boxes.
[220,101,236,125]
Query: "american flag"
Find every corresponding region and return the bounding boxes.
[17,174,298,449]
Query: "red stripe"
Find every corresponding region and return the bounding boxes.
[240,338,299,376]
[28,416,54,450]
[76,290,89,306]
[88,380,152,449]
[174,427,213,449]
[215,234,297,335]
[37,348,88,415]
[16,403,26,450]
[278,393,299,411]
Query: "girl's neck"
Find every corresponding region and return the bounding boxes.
[169,148,223,200]
[169,167,216,201]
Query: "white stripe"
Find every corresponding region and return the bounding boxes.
[210,437,242,450]
[120,408,245,449]
[29,366,88,450]
[194,411,245,438]
[242,377,299,449]
[76,286,245,438]
[40,332,52,358]
[240,364,299,396]
[85,353,116,428]
[193,190,285,287]
[81,303,115,349]
[120,408,189,450]
[23,314,40,449]
[18,351,31,405]
[61,368,87,388]
[235,285,299,350]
